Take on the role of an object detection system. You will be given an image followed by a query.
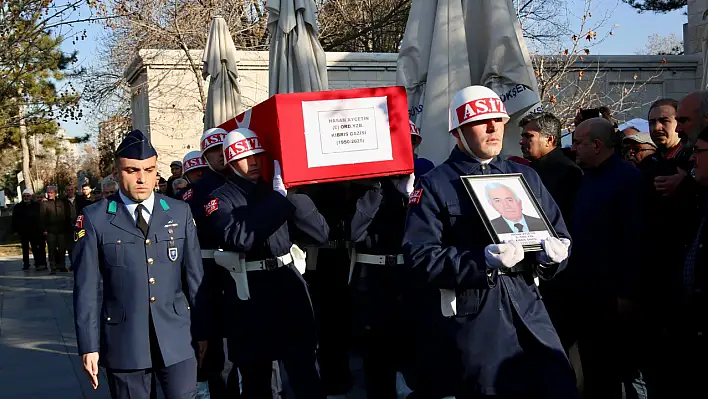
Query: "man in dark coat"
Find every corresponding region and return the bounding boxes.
[40,185,70,274]
[519,112,583,351]
[13,189,46,270]
[72,130,208,399]
[403,86,578,398]
[519,112,582,226]
[570,118,647,399]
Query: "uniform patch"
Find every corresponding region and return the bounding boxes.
[205,198,219,216]
[75,215,84,229]
[409,188,423,205]
[182,188,193,201]
[74,229,86,242]
[168,247,178,262]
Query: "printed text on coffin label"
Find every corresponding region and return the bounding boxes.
[318,108,379,154]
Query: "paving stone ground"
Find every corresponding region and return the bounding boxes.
[0,256,411,399]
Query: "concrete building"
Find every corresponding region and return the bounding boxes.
[126,50,702,170]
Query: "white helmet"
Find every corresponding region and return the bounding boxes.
[182,151,207,175]
[449,85,509,132]
[409,120,422,146]
[200,128,228,155]
[223,128,265,165]
[22,188,32,195]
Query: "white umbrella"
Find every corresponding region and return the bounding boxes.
[397,0,541,164]
[464,0,541,156]
[266,0,328,95]
[397,0,468,165]
[203,16,243,130]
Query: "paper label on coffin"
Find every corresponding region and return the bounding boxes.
[301,96,393,168]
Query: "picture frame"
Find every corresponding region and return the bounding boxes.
[460,173,558,251]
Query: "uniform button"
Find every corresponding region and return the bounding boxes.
[106,317,111,321]
[145,239,151,245]
[168,229,174,234]
[150,297,156,303]
[116,239,121,244]
[149,277,156,284]
[698,331,704,337]
[187,306,191,310]
[147,258,154,265]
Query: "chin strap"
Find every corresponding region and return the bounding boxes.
[457,127,475,157]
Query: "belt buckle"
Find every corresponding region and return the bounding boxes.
[385,255,398,267]
[264,258,278,271]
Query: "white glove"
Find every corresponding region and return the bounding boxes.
[392,173,415,197]
[273,160,287,197]
[536,237,571,265]
[484,240,525,269]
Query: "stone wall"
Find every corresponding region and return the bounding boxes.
[125,50,701,171]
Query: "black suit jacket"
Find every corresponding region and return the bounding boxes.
[490,214,546,234]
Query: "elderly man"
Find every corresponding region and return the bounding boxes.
[40,185,71,274]
[622,133,657,166]
[166,161,183,198]
[485,183,546,233]
[570,118,647,399]
[403,85,577,398]
[102,177,119,198]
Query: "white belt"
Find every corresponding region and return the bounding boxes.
[355,253,404,266]
[244,253,293,271]
[201,250,217,259]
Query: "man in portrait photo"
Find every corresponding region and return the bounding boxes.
[485,182,547,233]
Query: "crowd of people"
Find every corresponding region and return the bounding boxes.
[63,85,708,399]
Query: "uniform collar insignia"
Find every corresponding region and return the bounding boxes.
[159,198,170,211]
[108,201,117,214]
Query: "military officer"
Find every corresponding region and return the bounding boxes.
[73,130,208,399]
[181,130,233,398]
[347,170,415,399]
[205,128,329,399]
[403,86,578,399]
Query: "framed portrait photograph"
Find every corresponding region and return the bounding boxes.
[460,173,558,251]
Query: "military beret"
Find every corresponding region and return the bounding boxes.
[115,130,157,160]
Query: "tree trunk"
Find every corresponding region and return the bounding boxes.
[18,102,34,192]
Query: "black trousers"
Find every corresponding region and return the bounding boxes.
[106,357,197,399]
[46,232,66,270]
[303,248,352,394]
[21,234,46,267]
[228,353,324,399]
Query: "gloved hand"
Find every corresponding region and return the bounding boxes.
[392,173,416,197]
[273,160,287,197]
[484,240,525,269]
[536,237,571,265]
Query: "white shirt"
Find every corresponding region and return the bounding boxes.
[503,216,529,233]
[119,190,154,224]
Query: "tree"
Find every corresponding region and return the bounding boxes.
[621,0,686,12]
[0,0,106,191]
[640,33,683,55]
[316,0,411,52]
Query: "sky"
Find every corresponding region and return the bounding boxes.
[57,0,689,140]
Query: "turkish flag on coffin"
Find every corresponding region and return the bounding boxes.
[218,86,414,188]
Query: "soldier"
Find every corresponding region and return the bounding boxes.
[181,138,231,399]
[348,170,415,398]
[205,128,329,399]
[403,86,578,399]
[72,130,208,399]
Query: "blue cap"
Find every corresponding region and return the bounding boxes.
[115,130,158,160]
